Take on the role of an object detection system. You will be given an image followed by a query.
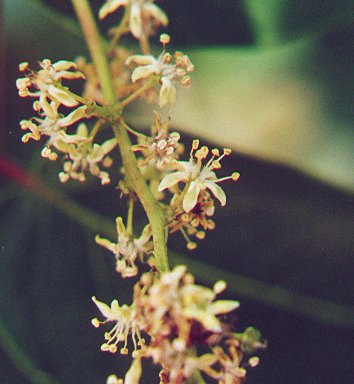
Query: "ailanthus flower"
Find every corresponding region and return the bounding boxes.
[99,0,168,40]
[16,59,85,109]
[91,296,144,355]
[159,140,240,212]
[19,104,88,146]
[95,217,152,277]
[56,123,117,185]
[132,112,183,170]
[126,45,194,108]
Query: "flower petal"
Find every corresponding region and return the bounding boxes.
[129,3,143,39]
[131,64,155,83]
[205,180,226,206]
[209,300,240,315]
[47,85,79,107]
[58,106,87,127]
[158,171,186,191]
[92,296,115,319]
[95,235,116,253]
[126,54,156,66]
[159,77,176,108]
[143,3,168,26]
[183,182,200,212]
[99,0,126,19]
[101,138,117,155]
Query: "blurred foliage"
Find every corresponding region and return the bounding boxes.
[1,1,354,384]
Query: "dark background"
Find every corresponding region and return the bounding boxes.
[1,1,354,383]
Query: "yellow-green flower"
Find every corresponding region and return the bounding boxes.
[91,296,144,355]
[99,0,168,40]
[159,141,240,212]
[95,217,152,277]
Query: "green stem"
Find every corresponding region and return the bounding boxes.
[71,0,169,272]
[109,6,130,51]
[120,77,157,108]
[120,119,148,139]
[0,318,62,384]
[71,0,116,104]
[113,122,169,272]
[126,197,134,237]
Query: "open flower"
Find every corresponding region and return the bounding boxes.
[91,296,144,355]
[132,111,183,170]
[56,123,117,185]
[95,217,152,277]
[20,104,88,146]
[159,140,240,212]
[99,0,168,40]
[126,47,194,108]
[17,59,85,109]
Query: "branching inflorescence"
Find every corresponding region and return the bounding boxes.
[16,1,265,383]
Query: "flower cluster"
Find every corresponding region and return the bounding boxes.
[16,60,120,184]
[92,266,262,384]
[16,59,87,144]
[17,2,264,383]
[95,216,153,278]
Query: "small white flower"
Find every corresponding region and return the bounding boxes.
[91,296,144,355]
[95,217,152,277]
[99,0,168,40]
[17,59,85,108]
[57,123,117,185]
[20,104,88,145]
[159,141,240,212]
[126,49,194,108]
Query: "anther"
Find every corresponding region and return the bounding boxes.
[231,172,240,181]
[91,318,100,328]
[160,33,171,45]
[187,242,197,250]
[19,62,29,72]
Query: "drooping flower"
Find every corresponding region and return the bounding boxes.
[126,46,194,108]
[159,140,240,212]
[95,217,152,277]
[99,0,168,40]
[91,296,144,355]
